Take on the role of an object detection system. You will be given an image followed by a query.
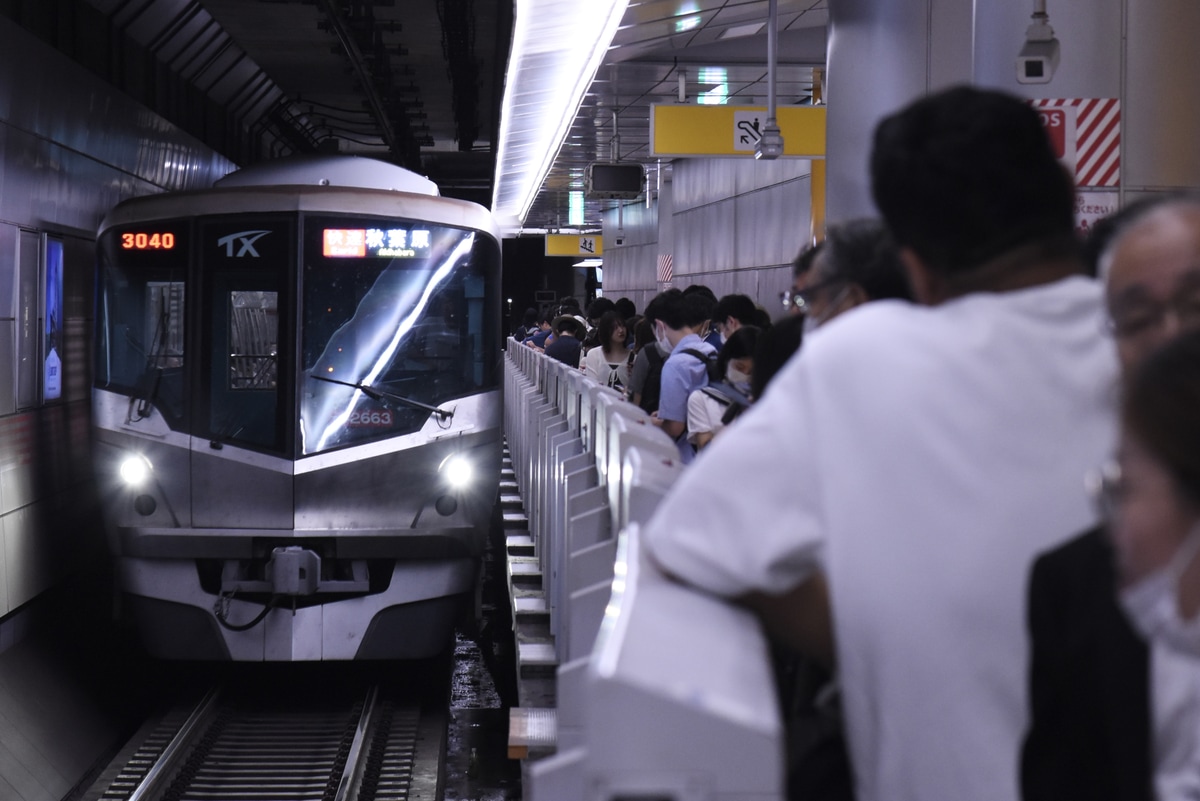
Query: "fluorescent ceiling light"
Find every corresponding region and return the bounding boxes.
[574,258,603,268]
[569,191,584,227]
[698,66,728,105]
[719,22,765,39]
[491,0,631,231]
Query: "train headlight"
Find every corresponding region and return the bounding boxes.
[441,454,473,489]
[119,454,153,487]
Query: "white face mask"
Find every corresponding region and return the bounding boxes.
[725,366,751,392]
[654,322,672,356]
[1119,523,1200,657]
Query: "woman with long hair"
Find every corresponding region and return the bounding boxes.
[582,310,631,391]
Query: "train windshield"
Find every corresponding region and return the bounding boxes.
[94,225,190,428]
[300,217,499,455]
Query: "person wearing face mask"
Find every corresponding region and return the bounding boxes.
[642,288,716,464]
[792,217,913,337]
[687,325,761,452]
[712,294,765,345]
[624,316,657,409]
[1022,192,1200,801]
[682,284,722,349]
[1106,327,1200,801]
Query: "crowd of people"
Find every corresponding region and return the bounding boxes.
[515,284,785,463]
[512,84,1200,801]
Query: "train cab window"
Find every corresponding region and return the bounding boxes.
[200,218,292,455]
[227,290,278,391]
[300,217,500,455]
[146,282,186,370]
[94,224,189,428]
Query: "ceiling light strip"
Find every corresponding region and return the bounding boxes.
[491,0,631,229]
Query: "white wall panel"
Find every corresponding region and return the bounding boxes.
[737,179,811,267]
[606,156,814,312]
[735,156,812,195]
[0,514,8,618]
[1124,0,1200,190]
[672,159,739,211]
[4,503,51,610]
[676,201,738,275]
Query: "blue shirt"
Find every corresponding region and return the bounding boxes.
[544,334,582,367]
[658,333,716,464]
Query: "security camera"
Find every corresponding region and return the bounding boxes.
[755,120,785,161]
[1017,37,1060,84]
[1017,8,1059,85]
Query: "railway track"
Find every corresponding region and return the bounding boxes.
[84,667,446,801]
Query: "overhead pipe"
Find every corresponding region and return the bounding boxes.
[613,110,624,239]
[755,0,784,159]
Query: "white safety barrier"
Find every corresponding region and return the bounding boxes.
[504,339,785,801]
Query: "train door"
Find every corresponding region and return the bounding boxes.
[191,218,294,529]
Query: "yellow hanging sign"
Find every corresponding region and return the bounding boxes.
[545,234,603,257]
[650,105,826,158]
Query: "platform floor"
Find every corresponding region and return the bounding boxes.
[0,575,167,801]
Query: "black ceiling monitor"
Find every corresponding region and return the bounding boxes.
[586,162,645,200]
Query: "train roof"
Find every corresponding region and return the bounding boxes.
[214,155,440,195]
[99,156,500,242]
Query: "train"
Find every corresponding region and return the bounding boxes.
[91,155,503,660]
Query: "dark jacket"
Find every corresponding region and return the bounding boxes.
[544,334,582,368]
[1020,526,1153,801]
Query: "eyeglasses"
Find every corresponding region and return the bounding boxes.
[1085,459,1123,521]
[780,276,843,314]
[1107,291,1200,340]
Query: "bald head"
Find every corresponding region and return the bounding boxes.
[1105,200,1200,372]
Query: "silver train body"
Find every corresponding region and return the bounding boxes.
[91,156,503,660]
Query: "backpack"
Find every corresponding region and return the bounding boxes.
[680,347,722,384]
[701,382,752,426]
[637,345,665,414]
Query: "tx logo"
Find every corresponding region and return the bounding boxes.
[216,229,271,257]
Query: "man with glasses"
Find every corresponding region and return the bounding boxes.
[791,218,912,335]
[1022,192,1200,801]
[1104,197,1200,369]
[781,241,824,316]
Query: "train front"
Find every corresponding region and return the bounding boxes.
[91,186,502,660]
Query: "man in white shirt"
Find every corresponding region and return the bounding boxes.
[642,86,1119,801]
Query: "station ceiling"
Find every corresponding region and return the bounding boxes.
[25,0,828,233]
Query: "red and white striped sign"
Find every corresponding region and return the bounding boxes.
[657,253,673,284]
[1030,98,1121,188]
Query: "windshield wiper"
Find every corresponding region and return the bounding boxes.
[311,374,454,421]
[129,284,177,422]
